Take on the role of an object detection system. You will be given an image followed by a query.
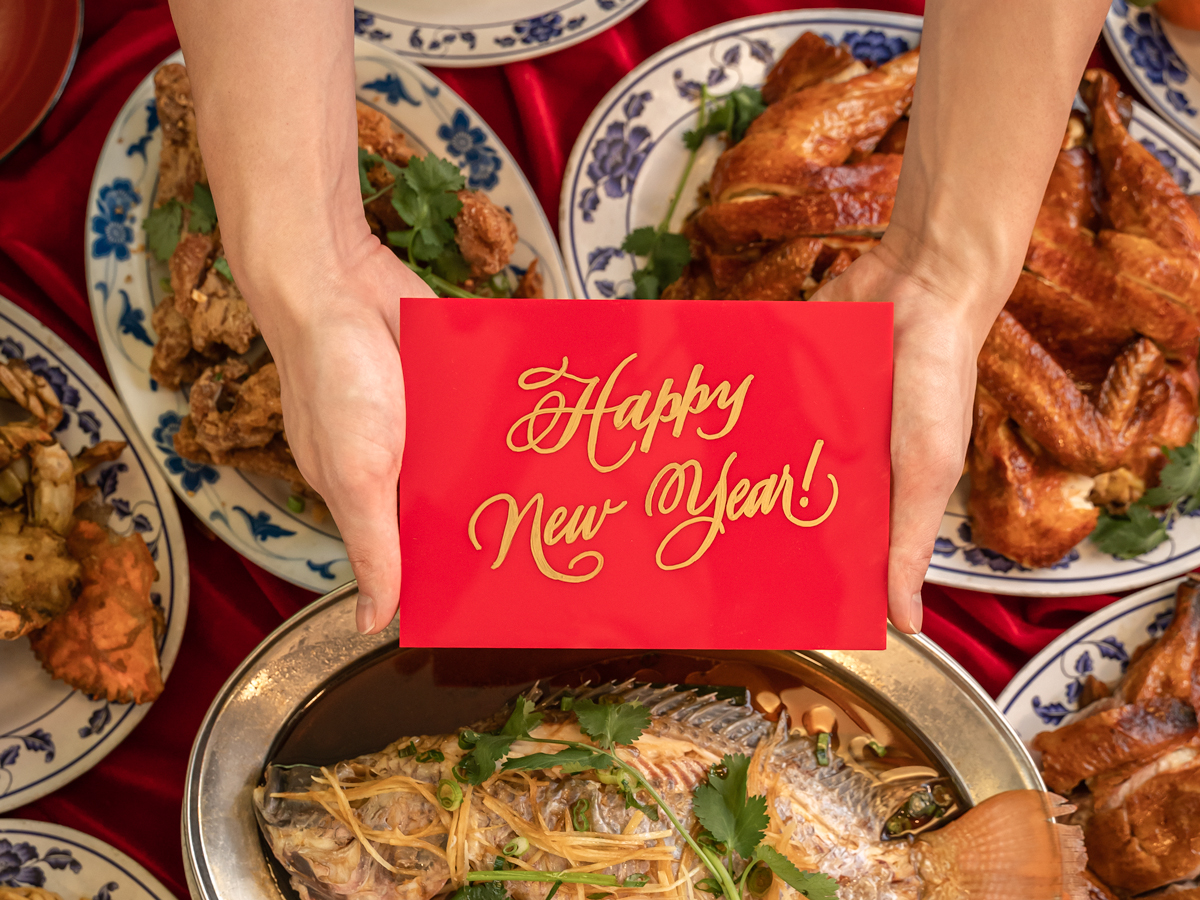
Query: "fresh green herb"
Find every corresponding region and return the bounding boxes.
[866,741,887,758]
[466,872,619,887]
[458,730,480,750]
[158,276,172,293]
[753,846,838,900]
[586,894,612,899]
[744,863,773,897]
[212,256,234,283]
[397,742,418,758]
[695,879,724,896]
[143,201,183,262]
[449,881,507,900]
[814,733,831,767]
[503,747,611,774]
[286,495,305,514]
[415,749,445,763]
[572,697,652,750]
[1091,505,1169,559]
[1143,429,1200,511]
[211,371,223,383]
[622,874,650,888]
[438,779,463,811]
[545,882,564,900]
[621,226,691,300]
[693,755,769,859]
[502,836,529,858]
[560,694,575,711]
[142,181,220,261]
[570,797,592,832]
[683,86,766,150]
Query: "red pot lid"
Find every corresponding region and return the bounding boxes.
[0,0,84,162]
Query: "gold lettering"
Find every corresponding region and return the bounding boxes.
[646,452,737,570]
[587,353,639,473]
[742,473,784,517]
[725,477,752,520]
[695,374,754,440]
[783,441,838,526]
[543,506,569,545]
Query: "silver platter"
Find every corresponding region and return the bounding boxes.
[182,583,1042,900]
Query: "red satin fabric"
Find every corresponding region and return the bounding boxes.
[0,0,1147,896]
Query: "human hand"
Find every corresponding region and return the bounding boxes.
[233,235,433,635]
[812,237,1007,634]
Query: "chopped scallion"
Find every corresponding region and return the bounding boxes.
[571,796,591,832]
[437,779,463,811]
[815,733,831,767]
[287,494,305,513]
[502,837,529,857]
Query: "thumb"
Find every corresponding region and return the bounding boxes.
[326,469,402,634]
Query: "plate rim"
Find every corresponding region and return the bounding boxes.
[84,42,570,592]
[352,0,652,68]
[996,575,1184,722]
[0,294,190,813]
[0,817,181,900]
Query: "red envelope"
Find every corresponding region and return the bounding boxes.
[398,297,892,649]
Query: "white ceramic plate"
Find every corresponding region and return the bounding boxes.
[998,576,1181,748]
[85,41,569,592]
[353,0,650,67]
[560,8,1200,597]
[0,819,178,900]
[1104,0,1200,149]
[0,296,187,814]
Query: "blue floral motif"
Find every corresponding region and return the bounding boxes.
[77,410,101,445]
[233,506,298,542]
[0,338,22,359]
[746,38,775,67]
[1028,633,1131,726]
[1096,636,1130,663]
[587,122,651,200]
[567,16,586,30]
[623,92,651,120]
[93,883,119,900]
[362,74,420,107]
[132,513,152,534]
[409,28,477,53]
[935,519,1078,572]
[26,356,80,409]
[97,464,125,500]
[1032,697,1071,726]
[306,559,338,580]
[513,14,563,45]
[1149,607,1176,638]
[439,109,487,158]
[78,702,112,739]
[126,98,159,160]
[354,9,392,42]
[152,411,219,493]
[1124,13,1189,85]
[118,290,153,348]
[587,246,624,275]
[838,30,910,65]
[594,280,616,298]
[0,840,80,887]
[91,179,141,261]
[111,498,131,518]
[495,36,517,49]
[1142,138,1194,189]
[438,110,504,191]
[597,0,619,9]
[673,69,704,101]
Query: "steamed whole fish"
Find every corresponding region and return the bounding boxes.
[255,683,1084,900]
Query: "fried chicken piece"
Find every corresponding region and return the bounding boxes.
[760,31,858,104]
[149,299,206,390]
[1085,69,1200,256]
[174,419,311,494]
[153,64,206,206]
[0,360,63,432]
[710,49,917,201]
[29,520,162,704]
[0,525,80,640]
[694,189,895,250]
[1034,698,1198,793]
[1100,230,1200,314]
[1086,741,1200,894]
[977,311,1173,475]
[455,189,518,278]
[967,387,1099,569]
[356,101,415,166]
[515,258,543,299]
[169,231,214,302]
[185,360,284,457]
[186,265,259,354]
[723,237,824,302]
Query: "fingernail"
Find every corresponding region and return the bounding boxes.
[910,591,924,634]
[356,595,376,634]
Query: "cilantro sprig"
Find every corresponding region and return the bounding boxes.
[453,692,837,899]
[1090,429,1200,559]
[143,182,218,261]
[622,84,766,299]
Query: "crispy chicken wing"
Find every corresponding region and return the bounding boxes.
[760,31,858,105]
[709,49,917,201]
[454,189,518,279]
[967,387,1098,569]
[29,520,162,704]
[723,237,824,302]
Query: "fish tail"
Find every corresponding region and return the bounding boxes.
[912,791,1087,900]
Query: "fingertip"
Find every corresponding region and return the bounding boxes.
[888,589,923,635]
[356,594,376,635]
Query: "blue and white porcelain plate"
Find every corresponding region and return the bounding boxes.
[0,296,187,814]
[1105,0,1200,149]
[561,8,1200,597]
[85,41,568,592]
[353,0,650,67]
[998,577,1181,751]
[0,820,178,900]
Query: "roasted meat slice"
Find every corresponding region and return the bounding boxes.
[1037,147,1100,233]
[1034,698,1197,793]
[710,49,918,201]
[760,31,859,104]
[1085,69,1200,256]
[967,387,1098,569]
[1120,578,1200,708]
[1086,741,1200,894]
[723,237,824,302]
[1100,230,1200,314]
[153,63,206,206]
[169,231,214,303]
[29,520,163,704]
[0,525,80,640]
[694,190,895,251]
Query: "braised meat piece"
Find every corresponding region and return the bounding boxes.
[153,64,206,206]
[184,360,284,458]
[186,265,259,355]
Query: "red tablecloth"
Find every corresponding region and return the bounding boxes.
[0,1,1144,897]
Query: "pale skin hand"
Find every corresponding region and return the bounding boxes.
[814,0,1111,632]
[169,0,426,633]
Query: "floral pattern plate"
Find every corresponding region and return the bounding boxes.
[0,819,178,900]
[0,296,187,814]
[1104,0,1200,149]
[85,41,568,591]
[560,8,1200,597]
[353,0,650,67]
[997,577,1181,751]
